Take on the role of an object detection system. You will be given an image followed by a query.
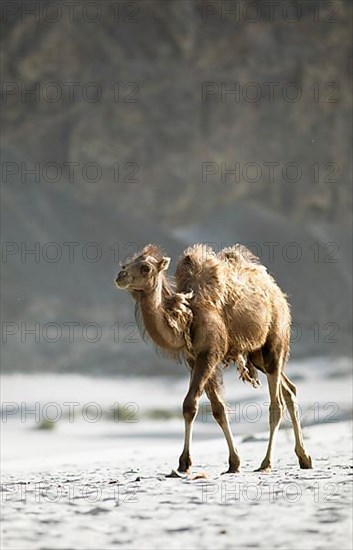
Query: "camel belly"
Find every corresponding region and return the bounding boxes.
[225,303,271,353]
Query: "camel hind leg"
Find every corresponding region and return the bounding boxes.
[250,348,312,470]
[252,343,288,472]
[255,364,284,472]
[281,374,312,469]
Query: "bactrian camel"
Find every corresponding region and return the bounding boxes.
[115,243,312,473]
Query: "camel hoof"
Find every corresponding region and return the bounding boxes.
[221,468,240,475]
[178,454,192,474]
[166,469,188,478]
[222,460,241,474]
[254,464,272,473]
[299,455,313,469]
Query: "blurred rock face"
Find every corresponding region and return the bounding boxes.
[2,1,352,373]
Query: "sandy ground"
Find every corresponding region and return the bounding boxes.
[1,423,352,549]
[1,366,352,550]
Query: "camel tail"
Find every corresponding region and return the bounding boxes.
[243,358,262,388]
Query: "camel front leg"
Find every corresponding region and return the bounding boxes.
[178,414,194,473]
[178,351,218,473]
[205,376,241,473]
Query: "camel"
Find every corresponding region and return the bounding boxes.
[115,243,312,473]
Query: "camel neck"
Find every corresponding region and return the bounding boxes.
[139,279,164,309]
[137,281,184,351]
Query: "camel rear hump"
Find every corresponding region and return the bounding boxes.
[217,244,262,266]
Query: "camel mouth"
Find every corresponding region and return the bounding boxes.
[115,279,130,290]
[115,274,131,290]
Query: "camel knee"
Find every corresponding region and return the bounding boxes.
[282,374,297,396]
[183,396,198,423]
[286,394,300,418]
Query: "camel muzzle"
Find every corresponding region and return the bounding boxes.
[115,271,129,289]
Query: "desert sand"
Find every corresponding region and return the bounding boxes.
[1,363,352,550]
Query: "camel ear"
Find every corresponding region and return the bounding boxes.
[157,257,171,271]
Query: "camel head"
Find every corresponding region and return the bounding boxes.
[115,244,171,293]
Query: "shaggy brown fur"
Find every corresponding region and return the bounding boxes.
[115,243,312,473]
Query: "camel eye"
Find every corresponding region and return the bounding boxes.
[140,263,151,275]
